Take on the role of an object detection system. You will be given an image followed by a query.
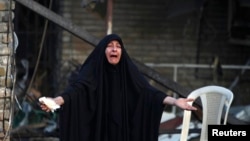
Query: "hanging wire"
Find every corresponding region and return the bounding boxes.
[25,0,53,102]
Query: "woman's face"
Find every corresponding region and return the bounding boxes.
[105,40,122,65]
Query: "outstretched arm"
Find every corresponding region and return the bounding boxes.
[163,96,197,111]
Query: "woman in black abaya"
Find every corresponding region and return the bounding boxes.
[40,34,197,141]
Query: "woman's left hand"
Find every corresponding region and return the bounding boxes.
[174,98,197,111]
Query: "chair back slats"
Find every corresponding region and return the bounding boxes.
[180,85,234,141]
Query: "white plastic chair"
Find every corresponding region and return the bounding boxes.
[180,85,234,141]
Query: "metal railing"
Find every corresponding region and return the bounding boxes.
[146,62,250,113]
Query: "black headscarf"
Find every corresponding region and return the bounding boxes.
[59,34,167,141]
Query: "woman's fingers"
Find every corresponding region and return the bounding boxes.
[40,103,51,112]
[186,98,195,102]
[185,98,197,110]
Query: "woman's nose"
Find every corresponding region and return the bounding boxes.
[112,46,117,51]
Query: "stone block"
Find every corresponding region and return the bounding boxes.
[0,110,10,120]
[0,98,11,109]
[0,23,7,32]
[0,0,15,10]
[0,88,11,98]
[0,46,11,55]
[0,56,10,66]
[0,120,11,134]
[2,33,13,43]
[0,65,11,76]
[0,76,12,88]
[0,11,14,22]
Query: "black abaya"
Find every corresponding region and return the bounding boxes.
[58,34,167,141]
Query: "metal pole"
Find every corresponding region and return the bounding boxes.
[106,0,113,35]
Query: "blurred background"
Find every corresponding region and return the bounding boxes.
[0,0,249,140]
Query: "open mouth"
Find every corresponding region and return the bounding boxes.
[110,55,118,58]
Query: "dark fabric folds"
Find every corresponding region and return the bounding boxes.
[58,34,167,141]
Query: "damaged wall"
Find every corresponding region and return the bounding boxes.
[0,0,16,140]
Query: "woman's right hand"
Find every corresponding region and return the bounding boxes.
[40,101,52,112]
[39,96,64,112]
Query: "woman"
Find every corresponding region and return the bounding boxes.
[40,34,196,141]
